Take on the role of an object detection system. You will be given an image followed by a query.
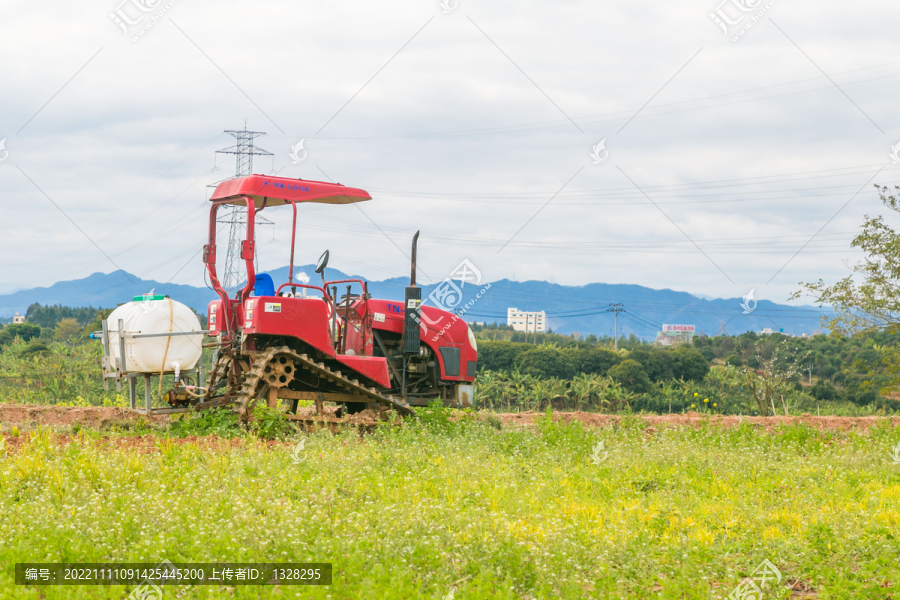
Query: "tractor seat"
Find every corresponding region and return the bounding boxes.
[253,273,276,297]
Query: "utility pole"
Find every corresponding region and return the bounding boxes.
[215,124,274,293]
[607,303,625,350]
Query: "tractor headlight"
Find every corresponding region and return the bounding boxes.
[467,325,477,352]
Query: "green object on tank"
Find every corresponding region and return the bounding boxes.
[133,294,166,301]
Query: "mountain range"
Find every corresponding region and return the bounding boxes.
[0,268,829,339]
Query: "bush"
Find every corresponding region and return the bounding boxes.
[608,359,652,394]
[811,381,838,401]
[517,347,575,379]
[568,347,620,376]
[699,347,716,363]
[725,354,743,367]
[476,341,530,372]
[54,318,82,341]
[2,323,41,343]
[629,348,675,382]
[21,341,50,357]
[671,347,710,381]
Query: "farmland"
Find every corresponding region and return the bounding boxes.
[0,405,898,599]
[0,334,899,598]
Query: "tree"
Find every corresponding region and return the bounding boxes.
[795,185,900,333]
[517,346,575,379]
[607,359,652,394]
[54,318,82,341]
[476,341,530,371]
[1,323,41,343]
[741,343,804,416]
[671,347,710,382]
[568,347,620,376]
[794,185,900,394]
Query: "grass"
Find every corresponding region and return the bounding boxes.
[1,408,899,598]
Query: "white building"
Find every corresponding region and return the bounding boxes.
[12,313,24,324]
[507,308,546,333]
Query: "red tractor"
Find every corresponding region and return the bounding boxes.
[193,174,477,423]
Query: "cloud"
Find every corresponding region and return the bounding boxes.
[0,0,898,309]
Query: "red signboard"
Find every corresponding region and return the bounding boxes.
[662,324,695,332]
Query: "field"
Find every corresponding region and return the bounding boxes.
[1,406,899,599]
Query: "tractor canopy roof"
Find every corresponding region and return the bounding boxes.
[209,175,371,207]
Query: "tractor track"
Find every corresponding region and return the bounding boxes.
[232,346,415,420]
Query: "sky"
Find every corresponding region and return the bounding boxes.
[1,0,899,308]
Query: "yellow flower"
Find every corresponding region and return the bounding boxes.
[693,393,698,397]
[713,403,717,408]
[704,398,708,403]
[691,404,695,408]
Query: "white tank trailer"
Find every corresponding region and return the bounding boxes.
[98,294,206,412]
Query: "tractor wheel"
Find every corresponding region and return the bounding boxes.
[262,354,296,388]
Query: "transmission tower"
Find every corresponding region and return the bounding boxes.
[215,125,274,293]
[607,303,625,350]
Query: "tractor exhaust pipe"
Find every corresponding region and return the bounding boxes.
[402,231,422,399]
[409,230,419,287]
[403,231,422,356]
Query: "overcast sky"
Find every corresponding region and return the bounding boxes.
[1,0,899,307]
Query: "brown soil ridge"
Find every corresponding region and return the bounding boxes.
[496,411,900,432]
[0,404,170,428]
[0,404,895,433]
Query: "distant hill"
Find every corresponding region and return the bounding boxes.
[0,268,829,338]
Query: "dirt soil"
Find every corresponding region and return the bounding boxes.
[496,410,900,432]
[0,404,170,429]
[0,404,896,433]
[0,403,401,430]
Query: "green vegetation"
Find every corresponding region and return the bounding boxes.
[472,332,900,415]
[2,412,898,598]
[24,303,102,329]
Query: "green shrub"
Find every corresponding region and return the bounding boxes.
[608,359,652,394]
[476,340,530,372]
[628,348,675,382]
[517,347,575,379]
[250,406,296,440]
[671,347,710,381]
[811,381,838,401]
[170,408,242,438]
[567,347,621,376]
[21,341,50,357]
